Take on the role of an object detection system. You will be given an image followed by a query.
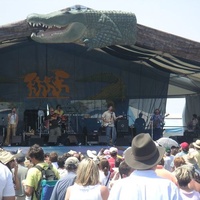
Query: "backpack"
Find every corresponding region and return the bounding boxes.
[34,164,58,200]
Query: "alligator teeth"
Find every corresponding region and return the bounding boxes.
[28,22,32,26]
[33,23,36,27]
[35,24,39,27]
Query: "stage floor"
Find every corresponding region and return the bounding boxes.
[2,145,128,156]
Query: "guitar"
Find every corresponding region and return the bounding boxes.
[103,115,123,127]
[152,113,169,129]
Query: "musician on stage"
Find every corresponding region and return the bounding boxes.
[4,107,18,146]
[47,107,61,144]
[150,108,164,141]
[134,112,146,135]
[54,104,64,117]
[102,104,121,146]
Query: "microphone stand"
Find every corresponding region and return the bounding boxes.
[147,114,154,140]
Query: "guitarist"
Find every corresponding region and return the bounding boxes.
[150,108,165,141]
[102,104,121,146]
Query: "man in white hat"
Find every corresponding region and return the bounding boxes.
[192,139,200,168]
[108,133,181,200]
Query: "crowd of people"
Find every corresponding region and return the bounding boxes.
[1,133,200,200]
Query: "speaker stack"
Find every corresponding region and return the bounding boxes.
[117,119,129,133]
[115,119,131,146]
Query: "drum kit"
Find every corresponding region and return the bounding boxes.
[35,102,81,136]
[37,110,75,135]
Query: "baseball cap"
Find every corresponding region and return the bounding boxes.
[16,152,26,163]
[65,156,79,167]
[109,147,118,153]
[165,147,171,153]
[180,142,189,150]
[103,149,110,155]
[68,150,77,155]
[87,150,97,159]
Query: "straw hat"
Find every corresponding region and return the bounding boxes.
[125,133,165,170]
[193,140,200,149]
[183,153,197,166]
[0,149,16,164]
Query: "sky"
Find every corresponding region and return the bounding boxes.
[0,0,200,42]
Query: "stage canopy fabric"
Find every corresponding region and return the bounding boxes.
[0,41,169,103]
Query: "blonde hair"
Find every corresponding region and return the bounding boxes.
[75,158,99,186]
[174,165,194,187]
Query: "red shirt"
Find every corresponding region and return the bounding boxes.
[108,157,116,172]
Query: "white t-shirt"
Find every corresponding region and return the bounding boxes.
[9,113,17,124]
[164,155,174,171]
[0,162,15,199]
[180,189,200,200]
[102,111,116,127]
[108,170,181,200]
[99,170,110,187]
[69,183,102,200]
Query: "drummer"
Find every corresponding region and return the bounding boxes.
[54,104,64,117]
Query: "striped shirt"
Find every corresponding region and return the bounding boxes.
[50,171,76,200]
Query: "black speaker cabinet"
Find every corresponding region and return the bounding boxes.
[98,135,107,144]
[83,118,101,134]
[117,119,129,133]
[11,135,22,144]
[29,136,44,146]
[87,134,99,145]
[184,130,198,138]
[169,136,193,144]
[116,137,131,146]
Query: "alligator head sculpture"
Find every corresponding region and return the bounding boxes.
[27,5,137,50]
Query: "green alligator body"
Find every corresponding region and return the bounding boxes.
[27,5,137,50]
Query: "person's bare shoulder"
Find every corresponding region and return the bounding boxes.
[100,185,109,200]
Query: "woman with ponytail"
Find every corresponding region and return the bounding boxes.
[99,158,111,188]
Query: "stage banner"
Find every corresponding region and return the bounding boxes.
[0,42,169,130]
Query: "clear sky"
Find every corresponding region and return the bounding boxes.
[1,0,200,42]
